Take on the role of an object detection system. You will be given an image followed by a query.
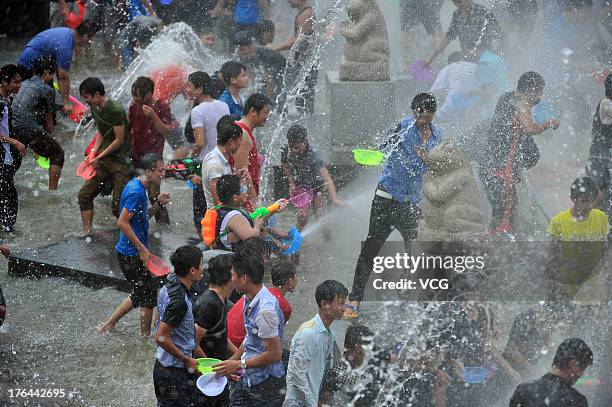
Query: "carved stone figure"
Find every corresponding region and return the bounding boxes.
[418,139,489,253]
[339,0,390,81]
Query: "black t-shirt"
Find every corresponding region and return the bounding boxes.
[509,373,589,407]
[193,289,229,359]
[280,144,324,188]
[446,2,502,61]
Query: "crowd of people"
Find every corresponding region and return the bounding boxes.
[0,0,611,406]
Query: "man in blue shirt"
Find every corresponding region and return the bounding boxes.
[284,280,347,407]
[213,253,286,406]
[218,61,250,120]
[96,153,171,336]
[154,244,205,407]
[345,93,442,318]
[17,22,93,115]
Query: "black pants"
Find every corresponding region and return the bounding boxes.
[0,164,19,231]
[193,183,207,237]
[349,190,420,302]
[14,126,65,167]
[153,360,197,407]
[479,170,518,230]
[117,253,160,308]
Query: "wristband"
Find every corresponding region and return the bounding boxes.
[240,359,247,369]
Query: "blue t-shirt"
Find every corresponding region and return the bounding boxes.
[115,178,149,256]
[18,28,74,71]
[218,89,245,120]
[234,0,261,25]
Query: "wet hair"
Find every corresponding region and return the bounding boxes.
[565,0,593,10]
[287,124,308,143]
[257,19,275,33]
[232,252,265,285]
[0,64,19,84]
[233,31,255,46]
[208,254,233,286]
[33,57,56,76]
[216,174,241,203]
[411,93,437,114]
[188,71,213,96]
[552,338,593,370]
[221,61,246,86]
[447,51,465,65]
[244,93,272,116]
[517,71,545,94]
[79,77,105,97]
[570,177,599,202]
[170,245,203,277]
[344,325,373,349]
[76,20,95,38]
[141,153,162,171]
[315,280,348,307]
[605,73,612,99]
[237,236,270,263]
[270,259,296,287]
[132,76,154,98]
[217,115,243,145]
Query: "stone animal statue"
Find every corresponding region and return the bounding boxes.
[418,139,489,253]
[339,0,390,81]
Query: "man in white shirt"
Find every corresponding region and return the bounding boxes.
[430,51,480,122]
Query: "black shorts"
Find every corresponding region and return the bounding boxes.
[166,126,188,150]
[399,0,442,35]
[13,126,65,167]
[117,253,160,308]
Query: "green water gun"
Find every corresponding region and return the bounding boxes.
[250,199,288,220]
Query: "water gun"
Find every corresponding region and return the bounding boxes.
[250,200,287,220]
[163,158,202,181]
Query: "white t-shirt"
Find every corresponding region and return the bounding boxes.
[190,100,230,158]
[431,61,480,119]
[202,146,233,207]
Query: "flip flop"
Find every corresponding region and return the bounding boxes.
[343,303,360,319]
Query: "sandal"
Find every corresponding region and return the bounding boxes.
[343,303,360,319]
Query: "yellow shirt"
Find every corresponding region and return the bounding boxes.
[547,209,610,241]
[547,209,610,285]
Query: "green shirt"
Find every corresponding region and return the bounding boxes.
[91,98,132,161]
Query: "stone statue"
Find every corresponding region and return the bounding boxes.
[339,0,390,81]
[417,139,489,253]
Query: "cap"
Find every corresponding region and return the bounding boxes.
[233,31,255,46]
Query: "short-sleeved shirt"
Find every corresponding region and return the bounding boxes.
[547,209,610,242]
[509,373,588,407]
[156,273,197,368]
[218,89,245,120]
[115,178,149,256]
[11,76,54,130]
[446,2,502,62]
[193,289,230,359]
[234,0,261,25]
[202,147,234,207]
[227,286,292,347]
[1,103,13,166]
[281,144,324,188]
[128,99,171,165]
[190,99,230,159]
[91,98,132,161]
[17,27,75,71]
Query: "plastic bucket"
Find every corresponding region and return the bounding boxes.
[462,367,489,384]
[76,160,96,180]
[147,254,170,277]
[196,373,227,396]
[281,227,304,255]
[290,185,315,209]
[352,149,384,166]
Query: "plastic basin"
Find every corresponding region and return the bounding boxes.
[196,373,227,396]
[532,100,561,124]
[462,366,489,384]
[281,227,304,255]
[36,155,50,169]
[196,358,222,374]
[352,149,384,166]
[147,254,170,277]
[76,160,96,180]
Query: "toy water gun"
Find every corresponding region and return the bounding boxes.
[250,200,287,220]
[163,158,202,181]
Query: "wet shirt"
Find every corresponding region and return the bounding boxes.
[115,178,149,256]
[502,309,551,370]
[378,116,443,204]
[202,147,234,207]
[281,144,324,188]
[1,103,12,166]
[509,373,588,407]
[156,273,197,369]
[247,48,286,94]
[227,287,292,347]
[218,90,245,120]
[128,99,171,166]
[11,76,54,130]
[91,98,132,162]
[190,99,230,159]
[285,314,335,407]
[446,2,502,62]
[17,27,74,71]
[234,0,261,25]
[547,209,610,241]
[193,289,230,360]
